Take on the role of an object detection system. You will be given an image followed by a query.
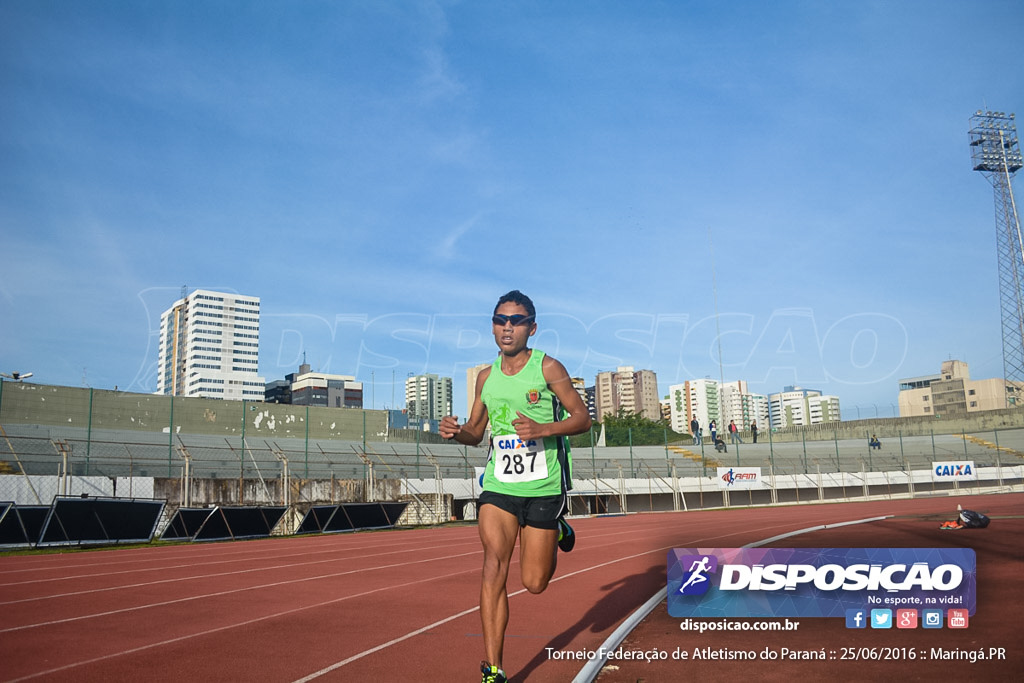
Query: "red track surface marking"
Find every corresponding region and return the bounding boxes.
[1,494,1020,682]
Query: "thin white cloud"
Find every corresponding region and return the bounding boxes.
[435,211,487,261]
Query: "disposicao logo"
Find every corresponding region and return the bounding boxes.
[667,548,976,619]
[676,555,718,595]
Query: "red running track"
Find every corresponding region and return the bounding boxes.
[0,493,1020,682]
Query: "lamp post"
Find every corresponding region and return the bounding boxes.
[0,371,33,382]
[970,110,1024,404]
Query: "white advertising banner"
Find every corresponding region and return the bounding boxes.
[931,461,977,482]
[716,466,763,489]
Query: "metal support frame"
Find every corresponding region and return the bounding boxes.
[970,110,1024,402]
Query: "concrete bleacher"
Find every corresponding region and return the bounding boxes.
[3,423,1022,486]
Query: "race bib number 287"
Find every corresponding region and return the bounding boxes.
[492,436,549,483]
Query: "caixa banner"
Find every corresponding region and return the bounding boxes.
[667,548,976,618]
[931,461,976,481]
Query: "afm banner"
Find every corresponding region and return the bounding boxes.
[667,548,976,618]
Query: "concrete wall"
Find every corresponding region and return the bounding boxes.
[0,382,387,441]
[152,476,401,507]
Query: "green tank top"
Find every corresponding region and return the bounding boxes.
[480,349,572,496]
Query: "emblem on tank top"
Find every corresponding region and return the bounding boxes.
[526,389,541,405]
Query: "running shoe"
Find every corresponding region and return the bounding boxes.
[481,661,507,683]
[557,517,575,552]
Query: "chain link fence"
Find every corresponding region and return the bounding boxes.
[2,381,1023,521]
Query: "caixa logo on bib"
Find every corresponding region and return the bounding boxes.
[667,548,976,618]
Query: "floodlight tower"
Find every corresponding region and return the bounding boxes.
[970,110,1024,406]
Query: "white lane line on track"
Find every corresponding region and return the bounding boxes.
[0,543,482,606]
[570,514,893,683]
[0,538,483,598]
[0,536,482,584]
[0,521,659,597]
[289,518,818,681]
[0,522,689,617]
[0,549,481,633]
[0,530,494,578]
[2,565,483,683]
[5,516,806,680]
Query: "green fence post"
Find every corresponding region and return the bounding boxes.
[240,400,246,477]
[868,430,873,472]
[168,395,175,477]
[899,430,905,471]
[628,428,634,478]
[86,387,93,475]
[700,433,707,477]
[664,428,671,476]
[590,425,596,478]
[833,430,840,471]
[802,430,808,474]
[304,405,310,478]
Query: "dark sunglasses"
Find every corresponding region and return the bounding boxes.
[491,314,535,326]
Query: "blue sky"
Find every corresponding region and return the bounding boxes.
[2,0,1022,418]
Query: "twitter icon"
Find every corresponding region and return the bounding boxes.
[870,609,892,629]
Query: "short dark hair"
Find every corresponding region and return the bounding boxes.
[494,290,535,318]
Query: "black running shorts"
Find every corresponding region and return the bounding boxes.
[478,490,566,530]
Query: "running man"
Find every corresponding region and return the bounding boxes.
[440,290,592,683]
[679,556,712,592]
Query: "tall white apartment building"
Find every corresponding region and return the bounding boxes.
[669,379,769,435]
[667,379,720,434]
[667,383,690,434]
[595,366,660,421]
[405,373,453,423]
[769,386,840,428]
[807,394,841,423]
[157,289,265,400]
[720,380,770,432]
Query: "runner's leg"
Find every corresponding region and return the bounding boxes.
[479,503,520,670]
[519,524,559,594]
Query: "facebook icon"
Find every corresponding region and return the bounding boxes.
[845,609,867,629]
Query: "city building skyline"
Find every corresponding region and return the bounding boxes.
[769,386,841,429]
[156,289,265,401]
[898,359,1023,418]
[405,373,453,426]
[595,366,661,422]
[265,362,363,409]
